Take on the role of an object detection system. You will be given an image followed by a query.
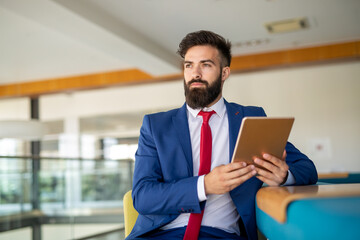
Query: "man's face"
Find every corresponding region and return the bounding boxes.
[183,45,227,108]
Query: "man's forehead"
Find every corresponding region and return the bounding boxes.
[184,45,220,63]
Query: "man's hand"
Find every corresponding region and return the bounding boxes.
[254,151,289,186]
[204,162,257,195]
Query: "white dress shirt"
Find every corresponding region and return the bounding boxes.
[162,97,295,234]
[162,97,240,234]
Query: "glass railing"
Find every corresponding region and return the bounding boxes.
[0,156,133,240]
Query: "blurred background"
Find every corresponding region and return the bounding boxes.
[0,0,359,239]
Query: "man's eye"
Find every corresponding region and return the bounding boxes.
[184,64,191,68]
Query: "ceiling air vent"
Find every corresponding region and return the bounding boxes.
[265,18,309,33]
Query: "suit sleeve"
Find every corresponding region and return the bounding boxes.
[285,142,318,185]
[132,115,201,215]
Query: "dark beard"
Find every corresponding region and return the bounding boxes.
[184,73,222,109]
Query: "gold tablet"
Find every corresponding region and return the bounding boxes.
[231,117,294,167]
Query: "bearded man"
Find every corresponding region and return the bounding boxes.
[127,30,318,240]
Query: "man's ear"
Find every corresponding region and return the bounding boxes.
[222,66,230,81]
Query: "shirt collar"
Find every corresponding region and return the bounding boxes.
[187,97,226,119]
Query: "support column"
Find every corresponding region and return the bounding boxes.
[30,97,41,240]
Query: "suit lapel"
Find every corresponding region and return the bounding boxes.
[225,100,245,162]
[171,101,245,174]
[172,103,193,175]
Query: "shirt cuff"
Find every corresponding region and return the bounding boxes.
[283,170,296,185]
[197,175,207,202]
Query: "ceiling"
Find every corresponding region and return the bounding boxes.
[1,0,360,86]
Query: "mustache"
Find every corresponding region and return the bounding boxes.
[187,79,208,86]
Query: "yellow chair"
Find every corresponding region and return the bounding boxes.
[123,190,139,238]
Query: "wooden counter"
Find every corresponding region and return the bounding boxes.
[256,183,360,223]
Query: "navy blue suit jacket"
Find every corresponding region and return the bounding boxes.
[127,100,318,240]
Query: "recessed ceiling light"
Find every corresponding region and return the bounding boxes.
[265,18,309,33]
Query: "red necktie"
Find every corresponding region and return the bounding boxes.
[183,110,215,240]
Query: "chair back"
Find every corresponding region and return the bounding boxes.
[123,190,139,237]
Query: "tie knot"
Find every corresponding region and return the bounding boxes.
[198,110,215,123]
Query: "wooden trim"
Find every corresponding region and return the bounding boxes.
[1,41,359,99]
[231,41,360,72]
[256,183,360,223]
[318,172,349,179]
[0,69,153,98]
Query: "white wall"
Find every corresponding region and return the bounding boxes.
[1,61,359,173]
[39,80,184,120]
[0,97,29,120]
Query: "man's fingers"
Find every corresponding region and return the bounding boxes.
[227,165,255,180]
[223,162,247,172]
[256,167,276,181]
[262,153,288,170]
[262,154,283,166]
[254,158,279,173]
[255,153,289,175]
[252,153,290,186]
[255,165,288,186]
[205,163,257,194]
[227,169,257,190]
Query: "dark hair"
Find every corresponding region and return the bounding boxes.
[177,30,232,67]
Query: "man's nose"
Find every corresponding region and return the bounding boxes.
[192,66,201,79]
